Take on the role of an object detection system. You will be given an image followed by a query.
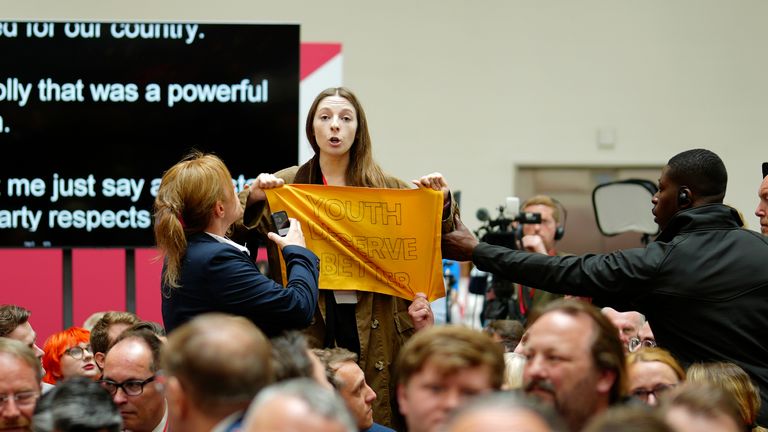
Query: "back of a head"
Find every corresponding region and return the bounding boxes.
[667,148,727,202]
[663,382,743,432]
[162,313,272,410]
[583,405,672,432]
[396,325,505,390]
[444,391,566,432]
[153,150,234,288]
[485,319,525,352]
[130,321,167,338]
[82,311,106,331]
[687,362,762,431]
[0,304,30,337]
[243,378,356,432]
[155,150,232,236]
[536,300,627,404]
[270,331,313,382]
[33,376,122,432]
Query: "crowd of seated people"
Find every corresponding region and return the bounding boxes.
[3,100,768,432]
[2,299,766,432]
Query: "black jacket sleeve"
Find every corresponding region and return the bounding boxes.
[472,242,665,303]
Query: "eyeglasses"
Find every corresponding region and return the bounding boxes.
[0,391,40,408]
[98,376,156,396]
[630,383,677,402]
[64,344,92,360]
[628,337,657,353]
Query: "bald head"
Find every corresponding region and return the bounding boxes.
[601,308,645,352]
[161,314,272,409]
[243,379,355,432]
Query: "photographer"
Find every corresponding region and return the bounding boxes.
[443,149,768,426]
[517,195,570,314]
[475,195,568,324]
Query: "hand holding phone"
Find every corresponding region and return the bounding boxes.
[271,211,290,237]
[267,212,306,249]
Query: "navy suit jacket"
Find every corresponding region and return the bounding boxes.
[162,233,319,337]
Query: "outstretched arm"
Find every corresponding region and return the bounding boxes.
[441,214,479,262]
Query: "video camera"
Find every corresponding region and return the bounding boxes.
[474,197,542,249]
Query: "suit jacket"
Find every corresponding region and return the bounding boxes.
[162,233,319,337]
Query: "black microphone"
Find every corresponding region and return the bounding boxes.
[476,208,490,222]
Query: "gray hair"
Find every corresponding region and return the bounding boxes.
[33,377,122,432]
[0,337,42,383]
[244,378,356,432]
[443,391,566,432]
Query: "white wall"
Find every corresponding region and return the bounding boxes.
[5,0,767,232]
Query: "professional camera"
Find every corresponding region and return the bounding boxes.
[474,197,542,250]
[473,197,543,324]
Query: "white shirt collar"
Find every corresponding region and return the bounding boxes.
[206,232,250,256]
[150,403,169,432]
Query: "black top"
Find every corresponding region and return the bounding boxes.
[473,204,768,426]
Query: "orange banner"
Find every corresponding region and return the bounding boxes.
[265,185,445,302]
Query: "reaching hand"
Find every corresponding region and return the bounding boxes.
[412,172,450,202]
[408,292,434,331]
[441,214,479,262]
[267,218,306,249]
[246,173,285,206]
[521,234,548,254]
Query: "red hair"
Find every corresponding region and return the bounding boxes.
[42,326,91,384]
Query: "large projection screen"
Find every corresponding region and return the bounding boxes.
[0,21,299,248]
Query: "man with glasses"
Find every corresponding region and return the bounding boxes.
[628,336,657,353]
[0,338,41,431]
[100,328,167,432]
[637,321,656,349]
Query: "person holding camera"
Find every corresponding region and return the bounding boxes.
[237,87,455,428]
[155,151,320,337]
[482,195,568,324]
[443,149,768,426]
[517,195,570,310]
